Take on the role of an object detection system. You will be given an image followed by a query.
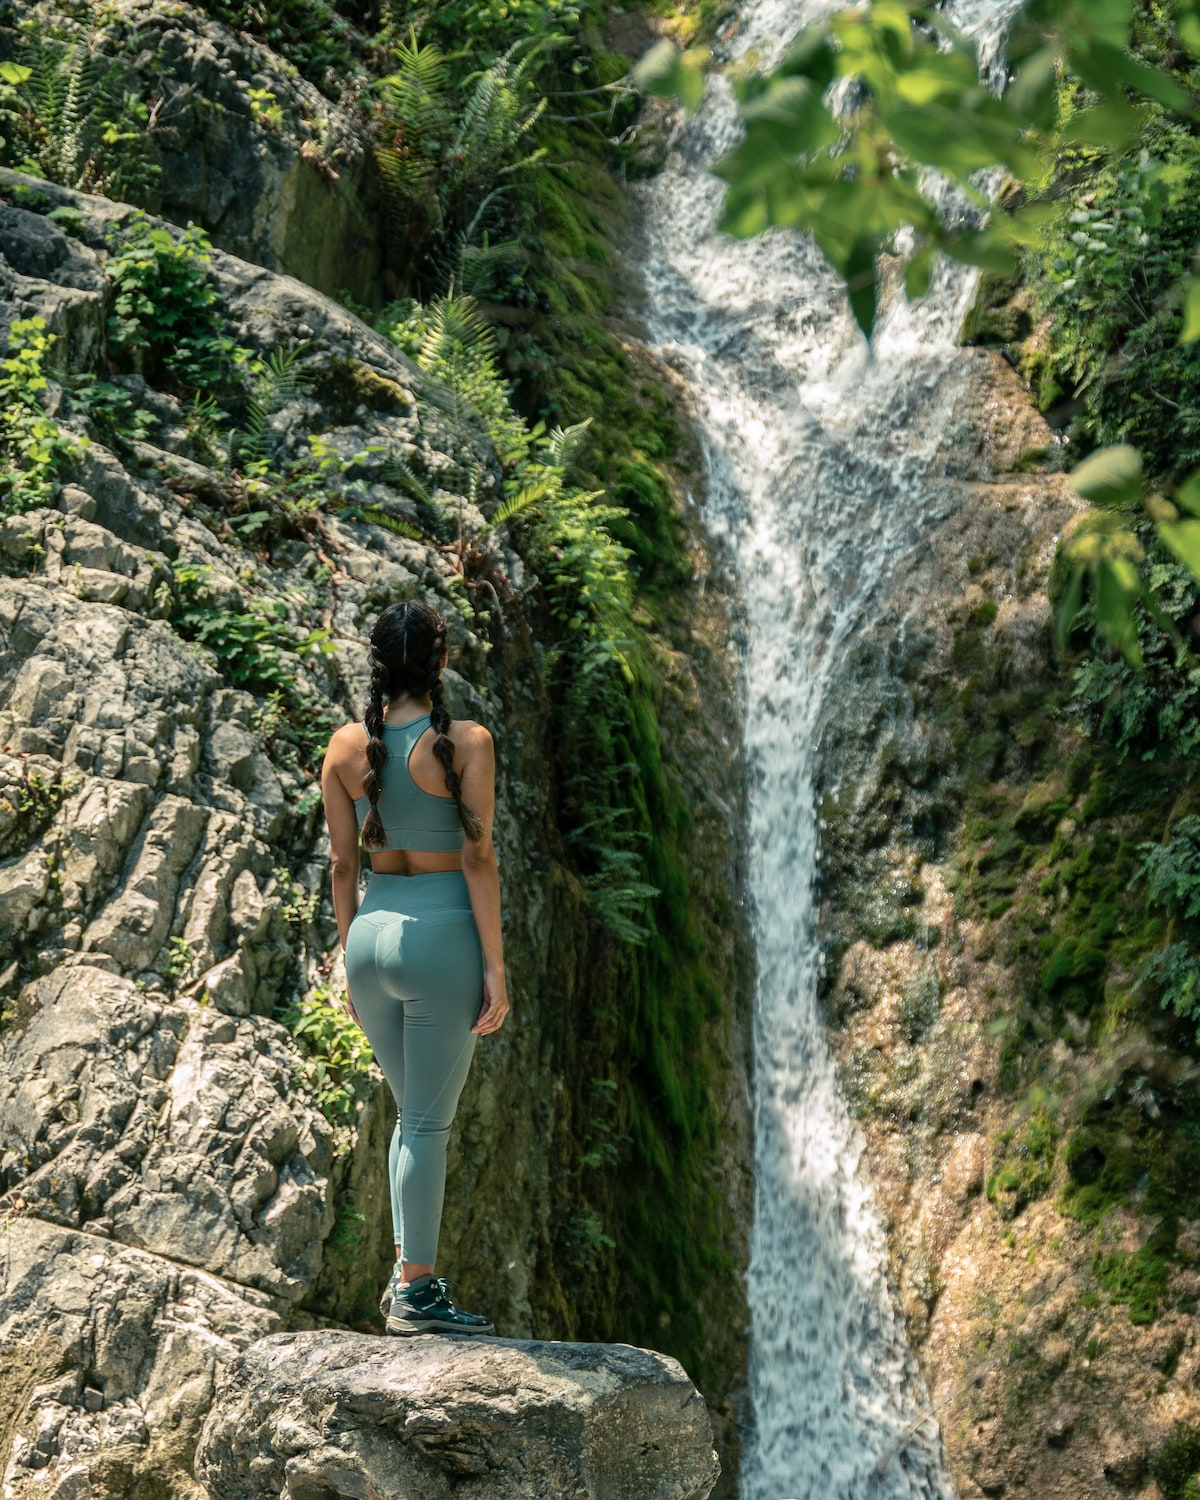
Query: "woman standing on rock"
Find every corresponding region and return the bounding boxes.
[321,598,509,1336]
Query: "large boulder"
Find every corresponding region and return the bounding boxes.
[194,1331,721,1500]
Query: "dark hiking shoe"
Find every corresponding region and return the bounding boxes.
[385,1275,494,1337]
[379,1266,406,1320]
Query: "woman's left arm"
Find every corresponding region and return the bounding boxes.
[321,728,362,952]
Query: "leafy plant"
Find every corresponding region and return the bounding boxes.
[374,34,547,293]
[0,22,159,199]
[169,560,334,694]
[1140,942,1200,1032]
[282,984,375,1126]
[104,215,245,392]
[0,316,81,515]
[275,867,320,925]
[1139,818,1200,922]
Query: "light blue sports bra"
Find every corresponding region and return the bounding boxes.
[354,714,464,852]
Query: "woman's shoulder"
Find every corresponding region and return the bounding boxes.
[446,718,494,763]
[324,719,367,759]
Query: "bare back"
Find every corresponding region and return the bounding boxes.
[323,709,495,878]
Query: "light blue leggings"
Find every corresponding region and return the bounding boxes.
[344,870,481,1264]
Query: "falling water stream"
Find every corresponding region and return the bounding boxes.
[637,4,1018,1497]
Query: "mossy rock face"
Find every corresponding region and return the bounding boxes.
[986,1108,1059,1219]
[1152,1423,1200,1500]
[961,269,1038,349]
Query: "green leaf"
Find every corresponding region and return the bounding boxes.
[778,26,838,89]
[905,244,935,300]
[631,40,709,112]
[1007,47,1059,130]
[892,49,981,106]
[738,76,839,154]
[1175,474,1200,517]
[1062,100,1150,148]
[1053,562,1085,651]
[631,40,682,98]
[845,238,877,340]
[1070,444,1144,509]
[940,230,1018,274]
[1158,518,1200,581]
[1182,276,1200,345]
[1180,14,1200,57]
[1094,555,1143,666]
[0,61,32,85]
[1067,39,1191,113]
[883,105,1041,181]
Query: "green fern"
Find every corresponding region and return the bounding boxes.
[374,36,548,293]
[230,348,311,468]
[376,449,434,506]
[2,15,159,198]
[334,503,422,540]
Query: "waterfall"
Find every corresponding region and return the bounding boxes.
[637,3,1019,1497]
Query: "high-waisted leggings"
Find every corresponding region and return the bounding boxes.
[344,870,482,1264]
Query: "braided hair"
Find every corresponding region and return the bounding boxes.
[360,599,483,848]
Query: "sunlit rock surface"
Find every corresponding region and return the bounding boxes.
[195,1332,720,1500]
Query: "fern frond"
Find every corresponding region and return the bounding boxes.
[489,476,556,529]
[545,418,592,471]
[230,348,311,467]
[417,293,499,377]
[355,506,422,540]
[376,449,433,506]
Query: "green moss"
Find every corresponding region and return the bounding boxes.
[1152,1424,1200,1500]
[986,1106,1059,1218]
[1093,1239,1172,1324]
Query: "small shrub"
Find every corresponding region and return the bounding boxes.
[282,984,375,1126]
[0,317,81,515]
[104,215,243,392]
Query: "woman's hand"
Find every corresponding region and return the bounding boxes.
[472,969,509,1036]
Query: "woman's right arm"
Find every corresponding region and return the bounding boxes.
[458,724,509,1036]
[321,727,362,953]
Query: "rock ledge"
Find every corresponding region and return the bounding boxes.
[195,1331,720,1500]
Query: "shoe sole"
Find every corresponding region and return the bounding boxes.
[385,1313,495,1337]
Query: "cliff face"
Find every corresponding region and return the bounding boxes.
[816,348,1200,1500]
[0,2,752,1489]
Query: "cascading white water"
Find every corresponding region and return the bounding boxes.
[637,4,1018,1497]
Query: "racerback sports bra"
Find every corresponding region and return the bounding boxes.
[354,713,464,852]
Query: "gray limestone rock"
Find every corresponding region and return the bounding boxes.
[0,126,746,1500]
[0,1216,287,1500]
[194,1331,721,1500]
[0,966,334,1300]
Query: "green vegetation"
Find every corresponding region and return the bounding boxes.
[636,0,1200,658]
[0,317,81,514]
[104,215,243,394]
[0,20,159,200]
[282,983,377,1126]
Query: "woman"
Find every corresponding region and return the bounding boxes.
[321,597,509,1336]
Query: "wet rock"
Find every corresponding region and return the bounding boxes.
[195,1331,721,1500]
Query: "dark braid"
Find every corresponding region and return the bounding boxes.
[360,598,483,847]
[359,643,391,849]
[430,675,482,841]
